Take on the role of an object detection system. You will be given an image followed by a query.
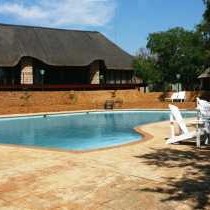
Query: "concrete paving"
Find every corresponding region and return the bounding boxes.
[0,120,210,209]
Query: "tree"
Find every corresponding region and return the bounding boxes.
[146,27,205,90]
[198,0,210,39]
[197,0,210,66]
[133,48,161,90]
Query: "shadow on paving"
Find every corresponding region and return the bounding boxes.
[134,146,210,209]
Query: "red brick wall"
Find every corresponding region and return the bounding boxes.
[0,90,198,115]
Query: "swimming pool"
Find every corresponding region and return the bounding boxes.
[0,110,195,151]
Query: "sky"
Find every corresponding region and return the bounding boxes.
[0,0,205,55]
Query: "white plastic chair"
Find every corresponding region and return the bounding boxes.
[196,98,210,144]
[177,91,186,102]
[166,104,198,144]
[197,98,210,118]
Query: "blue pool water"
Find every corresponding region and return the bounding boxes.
[0,111,195,151]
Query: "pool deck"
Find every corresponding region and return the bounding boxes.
[0,119,210,209]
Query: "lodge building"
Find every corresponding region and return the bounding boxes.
[0,24,138,90]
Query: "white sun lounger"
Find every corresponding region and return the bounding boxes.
[165,92,179,103]
[166,104,198,144]
[165,91,186,103]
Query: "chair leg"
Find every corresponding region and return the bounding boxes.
[205,133,210,145]
[196,129,201,148]
[204,122,210,145]
[170,114,175,138]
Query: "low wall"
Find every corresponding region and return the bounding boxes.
[0,90,199,115]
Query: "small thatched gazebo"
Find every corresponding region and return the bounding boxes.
[198,68,210,90]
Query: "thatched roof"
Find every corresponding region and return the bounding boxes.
[0,23,134,70]
[198,68,210,79]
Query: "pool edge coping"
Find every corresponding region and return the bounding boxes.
[0,108,195,119]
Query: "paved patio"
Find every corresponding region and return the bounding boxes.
[0,120,210,210]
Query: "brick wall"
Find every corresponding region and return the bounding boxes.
[0,90,198,115]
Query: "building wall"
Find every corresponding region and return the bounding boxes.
[200,78,210,91]
[33,59,89,85]
[0,66,21,85]
[1,58,136,85]
[105,70,134,84]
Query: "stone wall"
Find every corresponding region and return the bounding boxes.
[89,61,100,84]
[0,90,198,115]
[21,58,33,84]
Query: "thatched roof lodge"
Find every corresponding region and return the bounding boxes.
[198,68,210,90]
[0,23,138,90]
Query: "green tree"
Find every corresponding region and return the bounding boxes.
[197,0,210,66]
[147,27,204,90]
[133,48,161,90]
[197,0,210,40]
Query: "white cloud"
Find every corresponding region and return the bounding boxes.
[0,0,116,27]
